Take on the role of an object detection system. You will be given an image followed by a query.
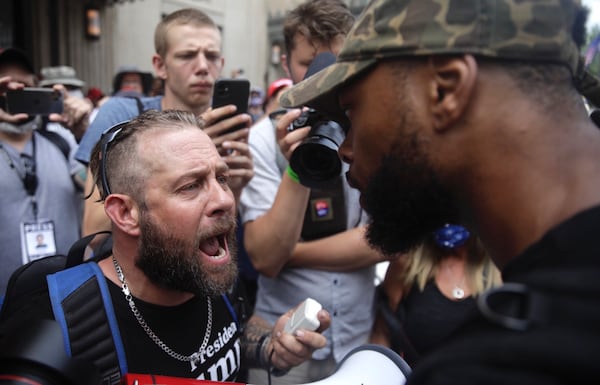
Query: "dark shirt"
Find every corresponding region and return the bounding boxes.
[402,281,476,357]
[408,205,600,385]
[106,281,240,381]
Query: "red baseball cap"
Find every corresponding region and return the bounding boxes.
[267,78,293,101]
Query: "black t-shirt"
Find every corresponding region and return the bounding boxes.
[407,205,600,385]
[106,281,240,381]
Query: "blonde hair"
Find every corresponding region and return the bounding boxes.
[402,237,502,296]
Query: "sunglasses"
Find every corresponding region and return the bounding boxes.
[99,120,129,198]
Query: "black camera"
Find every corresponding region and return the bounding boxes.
[288,108,345,188]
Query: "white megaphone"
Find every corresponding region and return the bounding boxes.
[290,344,411,385]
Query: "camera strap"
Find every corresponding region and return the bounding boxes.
[300,175,347,241]
[269,115,348,239]
[0,134,39,219]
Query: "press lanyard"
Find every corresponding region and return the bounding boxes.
[0,134,39,219]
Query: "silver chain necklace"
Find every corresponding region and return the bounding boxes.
[112,256,212,371]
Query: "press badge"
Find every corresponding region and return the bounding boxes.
[20,219,57,264]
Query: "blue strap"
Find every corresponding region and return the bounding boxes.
[47,263,128,376]
[222,293,239,327]
[46,263,238,379]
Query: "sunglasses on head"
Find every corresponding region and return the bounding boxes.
[99,120,129,198]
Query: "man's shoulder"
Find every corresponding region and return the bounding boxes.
[96,95,162,119]
[408,303,600,385]
[0,270,54,326]
[76,96,163,164]
[135,95,163,111]
[0,258,101,321]
[89,95,163,134]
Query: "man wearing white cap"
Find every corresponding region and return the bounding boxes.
[38,65,93,142]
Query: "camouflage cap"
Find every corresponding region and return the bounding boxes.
[281,0,598,119]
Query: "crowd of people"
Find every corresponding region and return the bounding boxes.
[1,0,599,384]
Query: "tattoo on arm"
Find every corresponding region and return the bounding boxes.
[241,315,272,368]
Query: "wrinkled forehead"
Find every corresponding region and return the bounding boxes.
[165,23,222,51]
[137,127,221,167]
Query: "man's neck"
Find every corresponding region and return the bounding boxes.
[459,120,600,270]
[0,130,33,152]
[99,251,195,307]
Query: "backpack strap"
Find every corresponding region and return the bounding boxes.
[37,121,70,161]
[222,293,239,328]
[133,96,145,115]
[47,263,126,385]
[65,231,113,268]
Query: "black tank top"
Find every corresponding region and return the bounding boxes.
[400,281,476,358]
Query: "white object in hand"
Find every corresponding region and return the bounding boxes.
[284,298,322,334]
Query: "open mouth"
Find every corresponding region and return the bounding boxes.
[199,233,228,259]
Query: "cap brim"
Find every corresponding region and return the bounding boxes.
[280,58,376,123]
[39,78,86,88]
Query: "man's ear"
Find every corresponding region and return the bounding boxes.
[152,54,167,80]
[104,194,141,237]
[428,55,478,132]
[280,54,291,79]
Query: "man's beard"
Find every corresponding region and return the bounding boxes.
[136,211,238,297]
[362,133,459,257]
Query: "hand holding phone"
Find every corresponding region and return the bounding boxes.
[4,87,63,116]
[211,79,250,134]
[284,298,322,334]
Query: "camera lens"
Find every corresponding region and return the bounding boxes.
[290,120,345,188]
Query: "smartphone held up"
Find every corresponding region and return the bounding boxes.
[4,87,64,116]
[211,79,250,134]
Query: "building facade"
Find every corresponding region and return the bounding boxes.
[1,0,368,95]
